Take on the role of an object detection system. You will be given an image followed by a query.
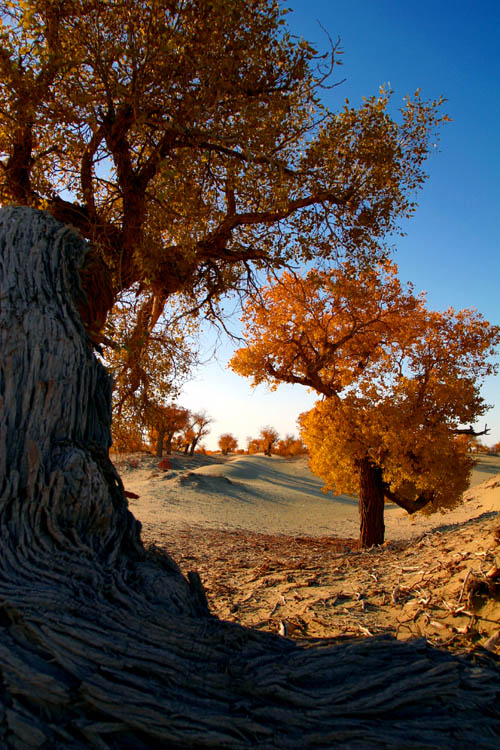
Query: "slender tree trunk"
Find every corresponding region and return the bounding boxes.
[358,457,386,548]
[156,428,166,458]
[0,207,499,748]
[165,432,173,455]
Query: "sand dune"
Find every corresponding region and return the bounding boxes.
[117,452,500,541]
[113,451,500,653]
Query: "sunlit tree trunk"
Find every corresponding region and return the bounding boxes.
[155,428,166,458]
[165,431,175,455]
[0,207,499,748]
[358,458,386,547]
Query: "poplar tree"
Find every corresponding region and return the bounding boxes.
[230,262,500,546]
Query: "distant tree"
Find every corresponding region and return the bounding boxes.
[291,440,308,457]
[259,426,280,456]
[182,412,213,456]
[276,434,307,457]
[492,441,500,455]
[231,262,500,547]
[247,437,262,455]
[218,433,238,455]
[146,404,190,458]
[179,426,195,455]
[468,438,491,454]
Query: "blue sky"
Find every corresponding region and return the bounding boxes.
[181,0,500,451]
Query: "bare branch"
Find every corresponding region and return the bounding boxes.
[453,425,489,437]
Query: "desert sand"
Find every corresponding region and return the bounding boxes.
[114,452,500,654]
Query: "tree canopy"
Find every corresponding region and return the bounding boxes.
[218,432,238,455]
[230,262,500,545]
[145,403,190,457]
[0,0,447,342]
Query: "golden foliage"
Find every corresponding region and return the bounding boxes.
[103,291,199,454]
[275,435,307,457]
[218,433,238,455]
[0,0,448,333]
[105,293,199,412]
[259,426,279,456]
[110,417,147,455]
[299,399,473,516]
[231,261,500,518]
[176,411,213,456]
[145,404,190,457]
[231,261,419,395]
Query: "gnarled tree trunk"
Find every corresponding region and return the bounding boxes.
[0,207,499,749]
[358,458,386,548]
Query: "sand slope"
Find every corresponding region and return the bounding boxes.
[113,452,500,654]
[117,452,500,540]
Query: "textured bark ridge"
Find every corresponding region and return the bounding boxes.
[0,207,499,749]
[359,459,385,548]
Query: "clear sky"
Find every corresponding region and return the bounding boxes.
[181,0,500,452]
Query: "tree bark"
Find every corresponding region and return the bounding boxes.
[382,482,434,514]
[156,428,166,458]
[358,458,386,548]
[0,207,499,748]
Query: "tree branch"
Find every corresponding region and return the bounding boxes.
[195,139,298,176]
[81,125,107,219]
[382,483,434,515]
[198,187,351,262]
[453,425,489,437]
[264,359,339,398]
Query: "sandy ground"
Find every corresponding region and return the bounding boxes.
[114,452,500,655]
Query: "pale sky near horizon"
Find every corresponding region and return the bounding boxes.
[181,0,500,451]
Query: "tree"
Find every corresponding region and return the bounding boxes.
[178,425,195,455]
[259,426,280,456]
[177,411,213,456]
[218,433,238,455]
[145,403,190,457]
[230,262,500,547]
[109,415,147,454]
[1,0,498,742]
[276,434,307,457]
[247,436,262,454]
[187,411,213,456]
[0,0,448,346]
[106,295,199,408]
